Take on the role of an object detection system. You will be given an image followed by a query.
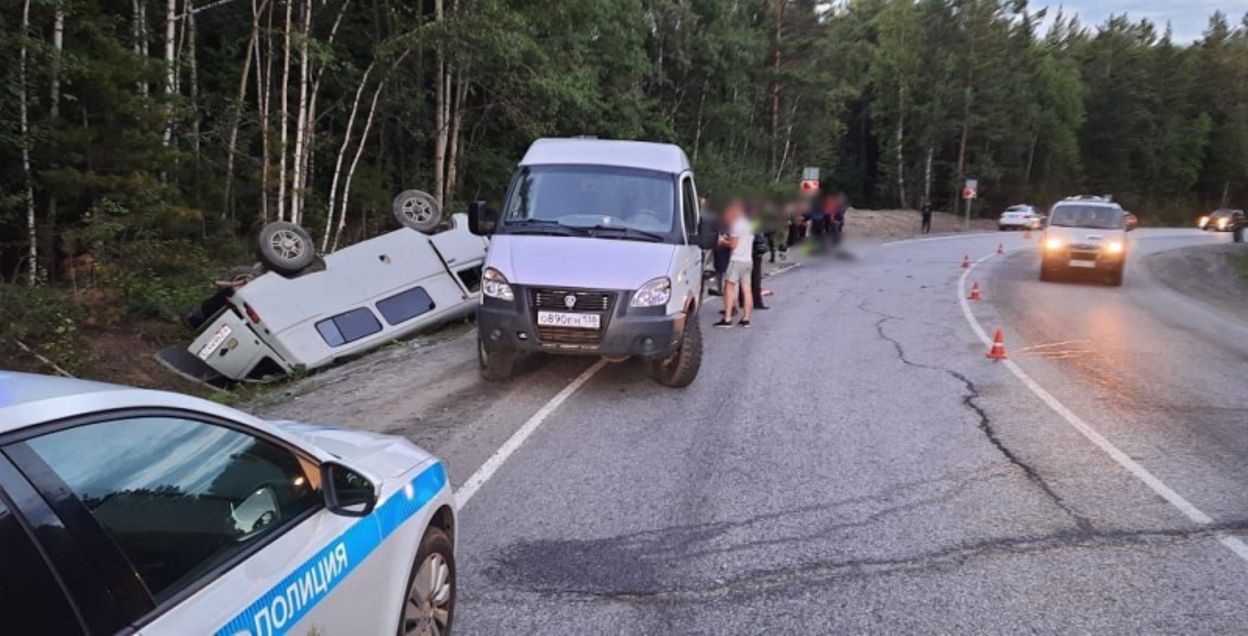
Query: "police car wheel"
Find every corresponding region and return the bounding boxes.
[401,526,456,636]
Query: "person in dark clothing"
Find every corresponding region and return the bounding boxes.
[828,192,848,246]
[920,200,933,234]
[703,197,731,296]
[807,193,828,251]
[736,204,769,310]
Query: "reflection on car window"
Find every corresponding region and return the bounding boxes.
[504,166,676,234]
[26,417,320,603]
[1049,205,1124,230]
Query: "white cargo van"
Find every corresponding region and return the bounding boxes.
[467,138,712,387]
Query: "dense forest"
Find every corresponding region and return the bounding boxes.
[2,0,1247,369]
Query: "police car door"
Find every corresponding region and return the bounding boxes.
[4,411,400,636]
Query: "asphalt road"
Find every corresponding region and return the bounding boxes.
[257,228,1248,633]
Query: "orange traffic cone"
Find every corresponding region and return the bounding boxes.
[961,255,971,268]
[968,282,982,301]
[997,243,1005,255]
[986,329,1008,360]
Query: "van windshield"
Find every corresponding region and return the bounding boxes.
[1049,205,1124,230]
[501,165,678,240]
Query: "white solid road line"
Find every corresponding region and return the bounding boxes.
[456,359,608,509]
[958,250,1248,563]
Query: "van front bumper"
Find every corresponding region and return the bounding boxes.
[477,287,684,358]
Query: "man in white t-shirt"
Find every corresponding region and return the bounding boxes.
[714,200,753,329]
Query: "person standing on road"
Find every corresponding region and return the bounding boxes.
[704,197,730,297]
[737,203,770,312]
[921,199,933,234]
[715,201,754,329]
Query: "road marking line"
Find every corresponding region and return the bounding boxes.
[455,359,608,508]
[958,250,1248,562]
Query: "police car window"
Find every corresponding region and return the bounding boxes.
[0,497,85,634]
[25,417,321,604]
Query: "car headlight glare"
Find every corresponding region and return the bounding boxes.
[631,276,672,308]
[1045,237,1064,250]
[1199,216,1209,228]
[1218,217,1229,229]
[1106,241,1124,254]
[482,267,514,301]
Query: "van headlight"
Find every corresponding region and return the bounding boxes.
[631,277,671,308]
[1105,240,1124,255]
[1199,216,1209,228]
[1045,237,1064,250]
[482,267,514,301]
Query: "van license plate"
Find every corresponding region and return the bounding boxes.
[537,311,601,329]
[197,324,232,360]
[1069,260,1096,268]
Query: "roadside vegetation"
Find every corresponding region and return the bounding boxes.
[3,0,1248,385]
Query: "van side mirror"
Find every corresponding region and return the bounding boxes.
[468,200,496,236]
[321,462,377,517]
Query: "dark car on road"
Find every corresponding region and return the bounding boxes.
[1198,208,1244,233]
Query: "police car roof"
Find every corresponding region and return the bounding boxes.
[520,138,691,174]
[0,371,260,435]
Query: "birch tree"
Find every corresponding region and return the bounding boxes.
[19,0,37,285]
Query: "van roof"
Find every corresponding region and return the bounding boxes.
[520,138,691,174]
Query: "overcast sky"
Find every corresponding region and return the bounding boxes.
[1036,1,1248,42]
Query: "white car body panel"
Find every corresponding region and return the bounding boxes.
[183,215,487,383]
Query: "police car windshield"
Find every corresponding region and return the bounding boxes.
[1049,205,1124,230]
[502,165,677,239]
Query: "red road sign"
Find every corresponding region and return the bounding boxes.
[963,187,978,200]
[800,179,820,193]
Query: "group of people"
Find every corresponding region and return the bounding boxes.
[700,187,852,329]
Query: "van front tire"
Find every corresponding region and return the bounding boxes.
[646,316,701,388]
[478,337,517,382]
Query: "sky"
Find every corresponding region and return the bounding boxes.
[1036,1,1248,43]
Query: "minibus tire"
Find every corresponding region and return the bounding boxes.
[647,317,701,388]
[393,190,442,234]
[257,222,316,276]
[478,337,516,382]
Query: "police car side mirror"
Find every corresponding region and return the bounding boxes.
[468,200,495,236]
[321,462,378,517]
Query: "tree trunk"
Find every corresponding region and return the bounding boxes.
[223,0,267,218]
[47,2,64,279]
[187,6,201,169]
[334,78,388,251]
[162,0,177,149]
[1023,131,1038,192]
[768,0,783,176]
[134,0,149,95]
[692,80,706,164]
[276,0,293,221]
[895,84,907,209]
[290,0,312,225]
[432,0,447,205]
[923,145,934,208]
[954,23,976,225]
[445,68,468,206]
[324,61,377,251]
[20,0,36,285]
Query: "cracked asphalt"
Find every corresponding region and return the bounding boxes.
[256,228,1248,633]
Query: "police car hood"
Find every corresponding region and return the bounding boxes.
[490,234,677,290]
[270,420,433,478]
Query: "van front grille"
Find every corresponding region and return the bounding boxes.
[532,289,612,313]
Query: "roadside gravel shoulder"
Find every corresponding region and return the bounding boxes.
[1144,242,1248,323]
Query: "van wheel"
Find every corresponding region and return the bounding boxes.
[394,190,443,234]
[257,222,316,276]
[646,317,701,388]
[399,527,455,636]
[1039,263,1055,282]
[1107,266,1124,287]
[477,337,516,382]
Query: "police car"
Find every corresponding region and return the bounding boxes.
[0,372,456,635]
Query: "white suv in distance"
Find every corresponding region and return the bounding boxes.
[998,204,1044,231]
[1040,197,1130,286]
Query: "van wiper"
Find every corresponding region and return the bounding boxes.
[504,219,589,236]
[584,226,666,242]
